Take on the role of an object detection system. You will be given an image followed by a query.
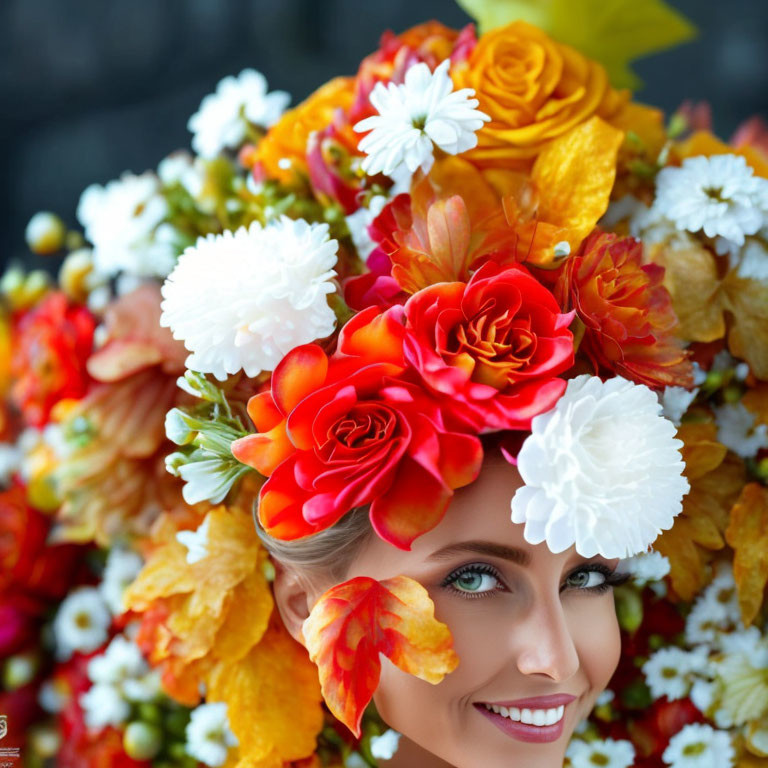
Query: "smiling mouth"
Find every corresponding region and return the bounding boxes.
[480,702,565,726]
[473,694,577,743]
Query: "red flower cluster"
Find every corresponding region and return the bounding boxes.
[235,262,574,549]
[11,292,95,426]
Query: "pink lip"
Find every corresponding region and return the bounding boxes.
[482,693,576,709]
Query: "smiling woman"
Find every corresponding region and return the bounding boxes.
[265,450,631,768]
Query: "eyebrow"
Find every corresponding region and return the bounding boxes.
[426,541,532,567]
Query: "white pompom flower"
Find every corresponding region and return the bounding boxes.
[652,154,768,246]
[77,172,174,279]
[354,59,490,177]
[160,217,339,380]
[188,69,290,158]
[511,375,689,559]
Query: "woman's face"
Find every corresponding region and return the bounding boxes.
[339,455,623,768]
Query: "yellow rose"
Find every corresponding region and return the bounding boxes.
[452,21,629,168]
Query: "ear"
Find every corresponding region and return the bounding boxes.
[271,559,317,646]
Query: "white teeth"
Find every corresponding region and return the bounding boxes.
[483,703,565,726]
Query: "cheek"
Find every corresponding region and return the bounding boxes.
[568,594,621,706]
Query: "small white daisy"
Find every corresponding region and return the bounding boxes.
[185,702,238,767]
[620,550,671,586]
[176,515,211,565]
[643,647,699,700]
[188,69,290,158]
[566,737,635,768]
[161,217,338,380]
[662,723,734,767]
[713,401,768,458]
[52,587,111,661]
[79,683,131,730]
[100,547,143,616]
[652,154,768,246]
[354,59,490,177]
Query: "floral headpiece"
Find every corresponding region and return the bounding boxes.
[161,39,692,564]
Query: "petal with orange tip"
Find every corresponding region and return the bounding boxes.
[246,391,284,432]
[336,306,406,367]
[272,344,329,416]
[532,117,624,252]
[231,424,294,478]
[302,574,458,738]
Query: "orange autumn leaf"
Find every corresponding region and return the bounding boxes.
[655,426,745,601]
[721,270,768,381]
[125,506,274,702]
[303,574,458,737]
[725,483,768,626]
[208,620,323,765]
[743,385,768,428]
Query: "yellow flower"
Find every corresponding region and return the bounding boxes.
[451,21,629,168]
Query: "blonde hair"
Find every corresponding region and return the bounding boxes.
[254,503,374,582]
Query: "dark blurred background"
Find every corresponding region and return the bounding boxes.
[1,0,766,269]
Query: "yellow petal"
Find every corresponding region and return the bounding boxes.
[531,117,624,251]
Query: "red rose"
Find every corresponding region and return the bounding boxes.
[401,260,574,430]
[11,292,95,427]
[233,307,482,549]
[556,231,692,389]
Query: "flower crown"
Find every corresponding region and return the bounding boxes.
[159,21,697,561]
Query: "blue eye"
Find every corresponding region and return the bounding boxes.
[443,564,503,598]
[566,569,607,589]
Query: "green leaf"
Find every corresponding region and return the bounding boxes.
[455,0,697,89]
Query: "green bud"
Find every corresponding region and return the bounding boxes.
[755,457,768,481]
[166,408,197,445]
[123,721,163,761]
[261,559,276,582]
[136,701,163,725]
[28,723,61,758]
[667,113,689,139]
[25,212,66,254]
[177,371,223,404]
[168,741,191,760]
[614,585,644,634]
[165,451,187,477]
[703,370,725,391]
[620,680,653,710]
[164,708,191,737]
[3,652,39,689]
[723,385,742,404]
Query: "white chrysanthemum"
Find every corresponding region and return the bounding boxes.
[713,402,768,458]
[77,172,175,278]
[185,702,238,767]
[370,729,402,760]
[566,737,635,768]
[662,723,734,768]
[511,375,689,559]
[685,598,731,647]
[52,587,111,661]
[652,154,768,246]
[80,683,130,730]
[354,59,490,177]
[660,386,699,427]
[620,550,671,586]
[160,217,338,380]
[88,635,147,686]
[100,547,143,615]
[176,515,211,564]
[643,647,700,701]
[188,69,290,158]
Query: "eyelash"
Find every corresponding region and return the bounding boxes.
[440,562,630,600]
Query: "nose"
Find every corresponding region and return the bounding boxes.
[515,594,580,682]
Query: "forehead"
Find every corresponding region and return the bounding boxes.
[409,455,527,557]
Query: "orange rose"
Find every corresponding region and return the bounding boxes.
[254,76,356,183]
[452,21,629,168]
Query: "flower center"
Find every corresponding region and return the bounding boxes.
[682,742,708,756]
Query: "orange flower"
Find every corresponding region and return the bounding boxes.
[556,231,692,389]
[254,77,356,184]
[451,21,629,169]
